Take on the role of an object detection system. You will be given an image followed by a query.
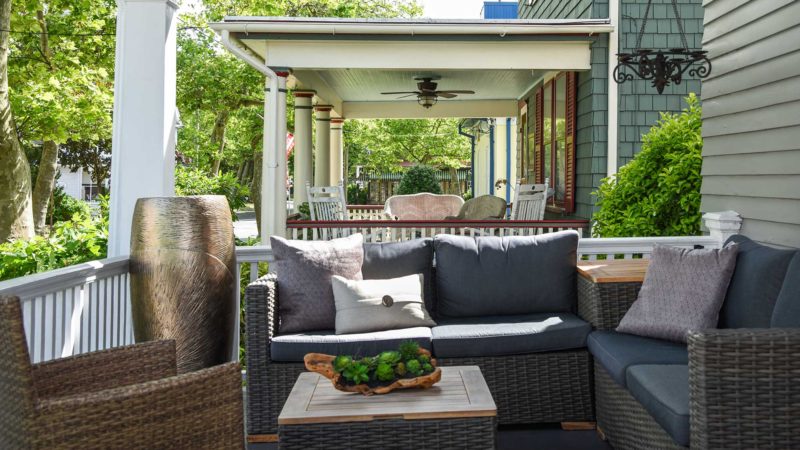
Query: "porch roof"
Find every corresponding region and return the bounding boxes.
[210,17,613,119]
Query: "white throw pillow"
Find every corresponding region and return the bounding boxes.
[331,273,436,335]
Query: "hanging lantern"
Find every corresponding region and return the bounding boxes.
[613,0,712,94]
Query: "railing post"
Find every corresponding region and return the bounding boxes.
[703,211,742,246]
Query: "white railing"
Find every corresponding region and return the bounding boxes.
[0,211,741,364]
[346,205,388,220]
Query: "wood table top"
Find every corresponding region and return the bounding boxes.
[278,366,496,425]
[577,259,650,284]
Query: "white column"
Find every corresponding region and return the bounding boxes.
[314,106,332,187]
[607,0,620,177]
[292,91,314,210]
[108,0,178,257]
[703,211,742,245]
[273,73,288,237]
[330,118,344,186]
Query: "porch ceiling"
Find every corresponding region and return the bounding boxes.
[210,17,613,119]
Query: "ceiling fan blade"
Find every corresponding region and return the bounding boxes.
[437,90,476,94]
[396,93,419,99]
[437,92,458,99]
[381,91,420,95]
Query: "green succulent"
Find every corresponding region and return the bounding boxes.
[395,362,407,376]
[342,362,370,384]
[406,359,423,376]
[332,355,352,373]
[377,351,402,366]
[359,356,376,370]
[375,362,396,382]
[399,341,420,361]
[418,354,431,364]
[422,363,433,373]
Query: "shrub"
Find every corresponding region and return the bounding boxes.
[174,166,249,219]
[346,183,369,204]
[49,186,91,224]
[397,165,442,195]
[592,94,703,237]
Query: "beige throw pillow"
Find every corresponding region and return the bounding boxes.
[332,274,436,335]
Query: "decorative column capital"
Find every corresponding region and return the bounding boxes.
[314,105,333,113]
[292,90,316,98]
[330,118,345,125]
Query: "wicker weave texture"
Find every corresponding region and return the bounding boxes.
[577,277,641,330]
[594,361,684,450]
[0,297,36,449]
[688,328,800,450]
[439,351,594,424]
[279,417,496,450]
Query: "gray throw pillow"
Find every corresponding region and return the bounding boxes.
[617,244,739,343]
[331,274,436,335]
[270,234,364,333]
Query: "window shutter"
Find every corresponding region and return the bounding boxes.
[534,87,544,184]
[564,72,578,214]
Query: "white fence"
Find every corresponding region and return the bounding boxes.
[0,212,740,364]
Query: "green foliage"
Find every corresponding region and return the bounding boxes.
[399,340,420,361]
[405,359,423,376]
[375,362,395,382]
[418,353,431,364]
[346,183,369,205]
[174,166,250,218]
[422,363,433,373]
[377,350,402,365]
[395,362,407,376]
[342,362,370,384]
[397,165,442,195]
[49,186,91,224]
[0,209,108,281]
[592,94,704,237]
[333,355,352,372]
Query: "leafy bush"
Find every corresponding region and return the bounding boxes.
[346,183,369,204]
[331,341,434,386]
[174,166,249,219]
[49,185,91,223]
[397,165,442,195]
[592,94,703,237]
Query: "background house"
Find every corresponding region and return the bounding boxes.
[515,0,704,219]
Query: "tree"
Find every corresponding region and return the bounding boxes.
[397,165,442,195]
[0,0,34,241]
[60,139,112,195]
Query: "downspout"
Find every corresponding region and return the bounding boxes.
[488,119,495,196]
[220,30,283,240]
[505,118,511,204]
[458,120,476,197]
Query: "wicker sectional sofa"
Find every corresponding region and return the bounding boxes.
[244,232,595,437]
[580,235,800,449]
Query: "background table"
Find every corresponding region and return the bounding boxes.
[278,366,497,450]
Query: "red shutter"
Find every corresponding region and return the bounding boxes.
[534,88,544,184]
[563,72,578,214]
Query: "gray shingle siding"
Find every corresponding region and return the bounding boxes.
[699,0,800,249]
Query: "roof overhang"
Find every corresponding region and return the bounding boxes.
[210,17,613,119]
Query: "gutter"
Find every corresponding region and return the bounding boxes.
[219,30,282,240]
[505,118,512,205]
[458,121,476,197]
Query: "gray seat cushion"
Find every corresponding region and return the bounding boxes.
[719,235,796,328]
[433,231,578,318]
[362,239,435,314]
[431,313,591,358]
[772,252,800,328]
[587,330,687,387]
[626,365,690,447]
[271,327,432,362]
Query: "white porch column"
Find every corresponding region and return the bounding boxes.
[108,0,178,257]
[292,91,314,210]
[703,211,742,245]
[330,118,344,186]
[314,105,332,186]
[273,73,289,236]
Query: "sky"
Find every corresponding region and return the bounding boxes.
[420,0,486,19]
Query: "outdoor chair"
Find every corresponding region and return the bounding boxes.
[0,296,244,449]
[510,179,550,221]
[445,195,507,220]
[384,192,464,220]
[306,182,349,239]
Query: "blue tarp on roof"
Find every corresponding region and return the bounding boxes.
[483,1,518,19]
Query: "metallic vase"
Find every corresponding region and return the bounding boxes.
[130,196,236,373]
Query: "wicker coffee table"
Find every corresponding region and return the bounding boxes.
[277,365,497,450]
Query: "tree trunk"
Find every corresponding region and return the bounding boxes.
[251,152,262,238]
[0,0,34,242]
[32,140,59,234]
[449,167,462,196]
[210,110,229,176]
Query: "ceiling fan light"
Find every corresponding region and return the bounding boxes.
[418,94,437,109]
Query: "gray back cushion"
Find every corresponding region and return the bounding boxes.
[771,252,800,328]
[719,235,796,328]
[362,239,435,313]
[433,231,579,318]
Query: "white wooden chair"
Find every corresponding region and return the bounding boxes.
[510,179,550,221]
[306,182,347,239]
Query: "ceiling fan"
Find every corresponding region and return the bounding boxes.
[381,77,475,109]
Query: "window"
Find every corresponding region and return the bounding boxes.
[521,72,577,213]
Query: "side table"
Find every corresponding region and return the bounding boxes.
[577,259,649,330]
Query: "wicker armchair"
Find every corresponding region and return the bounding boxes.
[578,285,800,449]
[0,296,244,449]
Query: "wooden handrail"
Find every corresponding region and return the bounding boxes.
[287,219,590,229]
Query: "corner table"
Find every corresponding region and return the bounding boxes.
[577,259,650,330]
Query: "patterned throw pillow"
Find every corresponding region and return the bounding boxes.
[270,234,364,333]
[617,244,739,343]
[331,274,436,335]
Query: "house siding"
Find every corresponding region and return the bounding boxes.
[699,0,800,249]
